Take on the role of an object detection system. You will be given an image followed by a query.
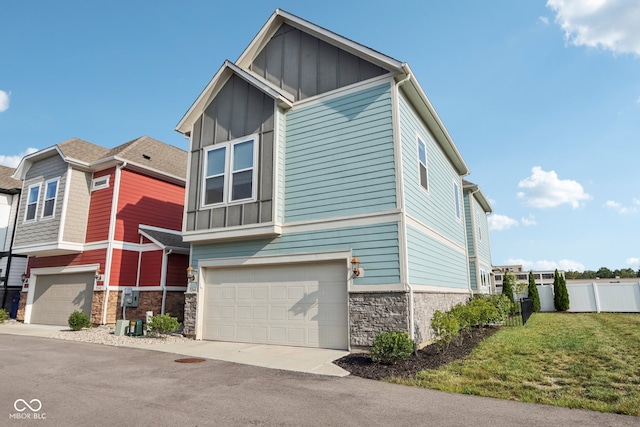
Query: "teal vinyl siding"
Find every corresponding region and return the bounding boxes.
[284,83,396,222]
[192,221,400,285]
[464,193,475,257]
[465,192,492,264]
[469,260,477,290]
[407,225,469,289]
[475,201,492,264]
[399,92,466,247]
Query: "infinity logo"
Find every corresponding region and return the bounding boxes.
[14,399,42,412]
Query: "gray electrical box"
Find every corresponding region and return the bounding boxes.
[121,287,140,307]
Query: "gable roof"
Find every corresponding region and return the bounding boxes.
[13,136,187,182]
[139,225,189,254]
[0,165,22,193]
[175,61,295,135]
[463,179,492,213]
[175,8,469,175]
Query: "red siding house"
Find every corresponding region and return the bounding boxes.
[13,136,188,325]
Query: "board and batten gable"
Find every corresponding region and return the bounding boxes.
[186,74,276,232]
[284,82,396,222]
[249,23,389,101]
[14,155,73,247]
[191,221,401,286]
[399,91,469,290]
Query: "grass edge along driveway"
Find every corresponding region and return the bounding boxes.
[391,313,640,416]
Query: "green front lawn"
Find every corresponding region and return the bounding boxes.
[391,313,640,416]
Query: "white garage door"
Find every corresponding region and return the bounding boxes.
[203,261,348,350]
[30,272,94,325]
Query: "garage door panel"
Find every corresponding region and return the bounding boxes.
[202,261,348,349]
[30,272,94,326]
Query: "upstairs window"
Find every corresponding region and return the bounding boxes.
[202,135,257,207]
[475,211,482,241]
[453,182,461,220]
[417,136,428,191]
[25,184,41,222]
[92,175,110,191]
[42,178,59,218]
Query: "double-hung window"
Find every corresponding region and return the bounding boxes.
[25,184,41,222]
[203,136,257,207]
[417,136,428,191]
[42,178,59,218]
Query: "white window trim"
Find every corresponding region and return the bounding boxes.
[24,183,41,223]
[201,134,259,208]
[453,181,462,221]
[41,177,60,220]
[417,135,429,193]
[476,211,482,241]
[91,175,110,191]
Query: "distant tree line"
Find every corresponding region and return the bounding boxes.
[564,267,640,280]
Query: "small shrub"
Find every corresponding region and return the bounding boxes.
[0,308,9,323]
[68,311,91,331]
[501,271,516,304]
[476,294,513,323]
[466,298,499,327]
[431,310,460,352]
[147,314,181,336]
[450,303,478,341]
[528,271,541,312]
[370,329,414,364]
[553,269,570,311]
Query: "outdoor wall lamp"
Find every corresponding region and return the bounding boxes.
[187,266,197,282]
[95,268,104,282]
[351,257,363,277]
[21,273,27,283]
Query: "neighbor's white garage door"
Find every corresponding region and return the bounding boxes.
[30,272,94,325]
[202,261,348,350]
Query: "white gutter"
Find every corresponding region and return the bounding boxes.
[102,161,127,324]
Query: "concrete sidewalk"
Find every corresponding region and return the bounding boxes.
[0,321,350,377]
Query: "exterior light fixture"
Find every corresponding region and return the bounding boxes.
[351,257,361,277]
[187,266,197,282]
[21,273,27,283]
[95,269,104,282]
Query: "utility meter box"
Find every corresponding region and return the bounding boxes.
[127,320,144,336]
[121,287,140,307]
[114,319,129,336]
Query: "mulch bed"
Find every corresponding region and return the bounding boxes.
[334,327,498,380]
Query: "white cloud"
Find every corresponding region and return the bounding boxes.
[520,214,537,226]
[538,16,550,24]
[506,257,585,272]
[517,166,591,209]
[603,200,638,214]
[0,148,39,168]
[626,257,640,268]
[0,90,9,112]
[488,214,518,231]
[546,0,640,56]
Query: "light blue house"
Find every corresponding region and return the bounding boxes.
[176,9,492,349]
[463,180,493,295]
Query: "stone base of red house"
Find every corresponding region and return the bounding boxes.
[91,290,185,325]
[182,290,470,348]
[15,290,185,326]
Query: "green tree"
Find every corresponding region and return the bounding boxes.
[553,269,570,311]
[501,271,515,303]
[528,270,541,312]
[596,266,613,278]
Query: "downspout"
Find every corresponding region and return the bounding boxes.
[102,161,127,324]
[394,71,415,343]
[161,249,172,315]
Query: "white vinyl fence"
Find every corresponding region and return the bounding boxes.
[536,282,640,313]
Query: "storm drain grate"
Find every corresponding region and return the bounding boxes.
[175,357,206,363]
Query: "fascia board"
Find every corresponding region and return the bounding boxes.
[236,9,405,73]
[12,146,61,180]
[175,61,293,135]
[401,64,469,176]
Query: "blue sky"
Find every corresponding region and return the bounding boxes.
[1,1,639,272]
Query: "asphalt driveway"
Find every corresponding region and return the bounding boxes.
[1,335,637,427]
